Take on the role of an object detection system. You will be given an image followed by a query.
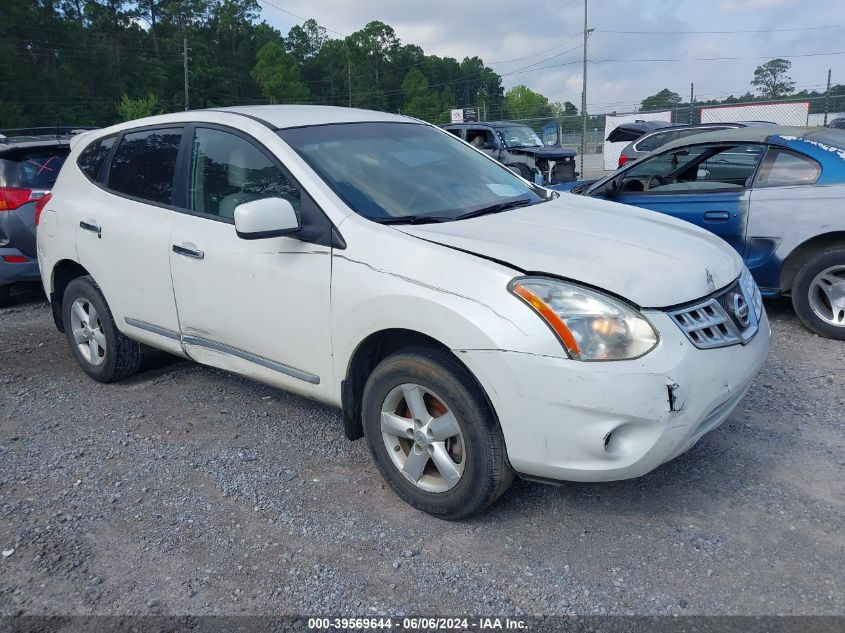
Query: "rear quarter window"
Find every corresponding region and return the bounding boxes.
[755,148,821,187]
[77,136,115,181]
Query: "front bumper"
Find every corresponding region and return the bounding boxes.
[456,309,771,482]
[0,247,40,287]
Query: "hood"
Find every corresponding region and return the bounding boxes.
[397,197,742,308]
[507,145,576,159]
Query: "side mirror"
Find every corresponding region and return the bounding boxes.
[234,197,300,240]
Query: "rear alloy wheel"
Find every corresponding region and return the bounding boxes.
[792,247,845,340]
[362,347,513,519]
[62,276,142,382]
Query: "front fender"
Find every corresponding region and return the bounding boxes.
[329,221,563,402]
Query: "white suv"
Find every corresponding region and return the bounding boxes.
[36,106,770,518]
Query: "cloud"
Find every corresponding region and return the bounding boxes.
[260,0,838,113]
[718,0,797,12]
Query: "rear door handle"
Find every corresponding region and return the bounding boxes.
[79,220,102,238]
[172,244,204,259]
[703,210,731,223]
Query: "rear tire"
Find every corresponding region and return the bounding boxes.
[361,346,513,519]
[62,276,142,382]
[792,247,845,340]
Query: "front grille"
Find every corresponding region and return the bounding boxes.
[668,271,761,350]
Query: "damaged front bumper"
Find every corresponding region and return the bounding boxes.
[455,309,771,483]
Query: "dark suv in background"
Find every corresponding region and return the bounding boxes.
[0,127,93,305]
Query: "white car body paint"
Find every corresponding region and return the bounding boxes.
[37,105,770,485]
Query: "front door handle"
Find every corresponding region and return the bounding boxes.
[703,210,731,223]
[172,244,204,259]
[79,220,102,238]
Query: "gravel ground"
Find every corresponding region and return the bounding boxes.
[0,281,843,617]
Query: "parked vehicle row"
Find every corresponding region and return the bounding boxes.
[35,105,769,518]
[554,125,845,339]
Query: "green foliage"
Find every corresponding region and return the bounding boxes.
[252,41,310,104]
[115,93,160,121]
[0,1,511,126]
[751,59,795,99]
[504,85,554,120]
[401,68,439,122]
[640,89,682,112]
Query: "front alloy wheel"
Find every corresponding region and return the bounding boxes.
[380,383,465,493]
[362,347,513,519]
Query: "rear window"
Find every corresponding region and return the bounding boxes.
[108,128,183,205]
[804,128,845,150]
[0,148,69,189]
[77,136,115,181]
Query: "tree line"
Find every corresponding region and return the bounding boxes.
[0,0,579,128]
[1,2,840,130]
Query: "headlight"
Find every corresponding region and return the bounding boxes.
[509,277,659,361]
[739,266,763,319]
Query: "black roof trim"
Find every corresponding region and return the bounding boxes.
[204,109,279,130]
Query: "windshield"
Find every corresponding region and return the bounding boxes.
[278,122,545,223]
[498,126,543,148]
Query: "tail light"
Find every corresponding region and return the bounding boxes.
[0,188,35,211]
[618,155,631,168]
[34,193,52,227]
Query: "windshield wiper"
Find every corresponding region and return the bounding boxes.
[452,198,534,221]
[373,215,450,225]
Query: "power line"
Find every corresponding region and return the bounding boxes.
[485,32,583,65]
[598,24,845,35]
[255,0,347,37]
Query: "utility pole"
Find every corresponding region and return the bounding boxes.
[689,82,694,124]
[183,37,189,111]
[580,0,589,177]
[824,69,831,125]
[346,45,352,107]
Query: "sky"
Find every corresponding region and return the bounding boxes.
[258,0,843,113]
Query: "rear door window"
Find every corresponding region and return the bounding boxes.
[107,128,183,205]
[77,136,115,181]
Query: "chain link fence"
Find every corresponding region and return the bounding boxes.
[501,95,843,178]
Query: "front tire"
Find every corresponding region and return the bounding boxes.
[362,347,513,519]
[508,163,533,181]
[792,247,845,340]
[62,276,142,382]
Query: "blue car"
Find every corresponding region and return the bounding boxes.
[554,126,845,339]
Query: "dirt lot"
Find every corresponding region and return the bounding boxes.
[0,282,843,617]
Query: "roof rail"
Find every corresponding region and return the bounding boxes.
[0,125,99,139]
